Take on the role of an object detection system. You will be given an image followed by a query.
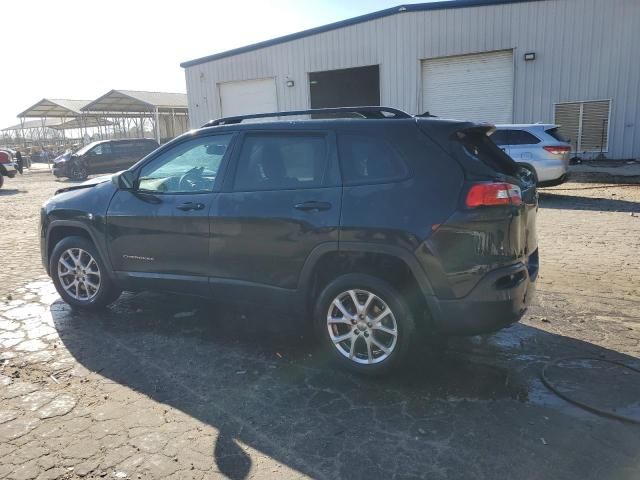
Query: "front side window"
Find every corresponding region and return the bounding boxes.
[337,133,408,185]
[233,133,328,191]
[137,134,233,193]
[92,144,112,156]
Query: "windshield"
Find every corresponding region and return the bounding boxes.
[74,141,101,156]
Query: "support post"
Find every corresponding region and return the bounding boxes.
[154,107,160,144]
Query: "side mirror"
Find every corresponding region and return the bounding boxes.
[112,170,136,190]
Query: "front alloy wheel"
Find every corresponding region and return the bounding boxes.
[50,235,121,309]
[57,248,101,301]
[327,289,398,364]
[70,163,87,180]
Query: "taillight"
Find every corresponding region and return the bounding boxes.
[466,182,522,208]
[0,153,10,164]
[543,145,571,155]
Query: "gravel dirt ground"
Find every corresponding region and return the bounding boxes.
[1,169,639,479]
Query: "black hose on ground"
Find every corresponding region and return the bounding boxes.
[541,356,640,425]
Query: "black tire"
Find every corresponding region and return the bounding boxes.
[0,175,4,189]
[517,163,538,186]
[50,236,121,310]
[69,162,88,181]
[314,273,416,376]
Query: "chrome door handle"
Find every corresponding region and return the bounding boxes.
[294,201,332,212]
[176,202,205,211]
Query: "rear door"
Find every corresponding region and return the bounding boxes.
[210,130,341,291]
[505,129,541,163]
[110,142,136,171]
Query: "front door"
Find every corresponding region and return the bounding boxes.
[211,131,341,293]
[106,133,235,293]
[85,143,113,174]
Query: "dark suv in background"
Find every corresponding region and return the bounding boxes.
[53,138,159,180]
[40,107,538,374]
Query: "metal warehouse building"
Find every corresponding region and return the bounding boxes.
[181,0,640,160]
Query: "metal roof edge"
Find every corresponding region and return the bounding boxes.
[81,89,154,112]
[18,98,90,118]
[180,0,543,68]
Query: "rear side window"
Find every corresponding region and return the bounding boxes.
[112,142,138,155]
[509,130,540,145]
[233,133,328,191]
[545,127,568,143]
[490,129,540,146]
[337,133,408,185]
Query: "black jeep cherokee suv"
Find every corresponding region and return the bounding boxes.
[41,107,538,374]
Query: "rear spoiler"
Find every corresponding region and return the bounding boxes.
[452,124,496,140]
[415,117,495,140]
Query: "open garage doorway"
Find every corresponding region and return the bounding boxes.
[309,65,380,109]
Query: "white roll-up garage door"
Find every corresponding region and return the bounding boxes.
[219,78,278,117]
[422,50,513,124]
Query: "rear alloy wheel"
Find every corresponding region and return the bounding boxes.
[50,236,121,309]
[316,274,415,375]
[327,289,398,365]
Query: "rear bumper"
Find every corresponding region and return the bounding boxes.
[538,173,569,187]
[532,158,569,183]
[430,253,538,336]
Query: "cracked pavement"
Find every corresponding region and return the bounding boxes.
[1,172,639,479]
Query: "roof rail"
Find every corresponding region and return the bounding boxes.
[202,106,411,127]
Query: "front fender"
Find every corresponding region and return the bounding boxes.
[42,180,118,274]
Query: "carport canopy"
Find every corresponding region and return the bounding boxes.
[18,98,91,118]
[49,117,113,130]
[81,90,189,142]
[2,118,63,131]
[81,90,187,114]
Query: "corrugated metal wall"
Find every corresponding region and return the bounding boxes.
[184,0,640,159]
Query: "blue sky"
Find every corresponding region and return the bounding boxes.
[0,0,443,126]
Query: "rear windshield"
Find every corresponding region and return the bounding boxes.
[456,130,517,175]
[545,127,568,143]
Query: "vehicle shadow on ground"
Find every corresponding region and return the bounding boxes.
[539,191,640,212]
[0,188,21,196]
[51,292,640,480]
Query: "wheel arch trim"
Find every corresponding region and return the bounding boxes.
[46,220,113,277]
[298,241,441,317]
